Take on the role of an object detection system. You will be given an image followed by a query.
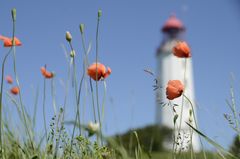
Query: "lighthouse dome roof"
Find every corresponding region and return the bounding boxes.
[162,15,185,32]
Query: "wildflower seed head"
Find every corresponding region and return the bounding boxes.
[11,8,16,22]
[80,24,84,34]
[98,10,102,18]
[65,31,72,42]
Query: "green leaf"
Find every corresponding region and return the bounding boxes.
[186,122,237,159]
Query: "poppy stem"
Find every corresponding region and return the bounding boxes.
[80,30,97,123]
[168,101,178,159]
[0,47,12,157]
[176,58,187,155]
[95,10,103,146]
[12,20,35,151]
[69,41,82,156]
[51,78,57,115]
[42,75,47,143]
[69,42,81,134]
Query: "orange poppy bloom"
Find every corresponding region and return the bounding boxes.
[5,75,13,84]
[10,86,19,95]
[0,35,22,47]
[172,41,191,58]
[103,67,112,79]
[40,67,54,79]
[87,63,111,81]
[166,80,184,100]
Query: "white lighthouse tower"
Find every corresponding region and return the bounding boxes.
[156,15,200,151]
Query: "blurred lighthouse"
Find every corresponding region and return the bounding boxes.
[156,15,200,151]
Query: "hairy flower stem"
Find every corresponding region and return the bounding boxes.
[95,11,103,146]
[69,42,81,134]
[51,78,57,115]
[80,31,97,123]
[0,48,12,157]
[12,20,34,150]
[176,58,187,154]
[69,41,83,156]
[42,76,47,143]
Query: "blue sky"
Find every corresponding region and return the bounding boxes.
[0,0,240,150]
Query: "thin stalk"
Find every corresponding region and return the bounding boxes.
[172,123,176,159]
[53,108,64,159]
[12,21,34,150]
[33,85,39,131]
[0,48,12,156]
[80,32,97,122]
[69,42,84,156]
[101,80,107,124]
[89,78,97,123]
[230,85,240,142]
[61,44,71,121]
[69,42,81,134]
[179,59,187,129]
[42,76,47,143]
[53,48,71,158]
[169,101,179,159]
[51,78,57,115]
[177,58,187,153]
[184,94,207,159]
[95,11,103,146]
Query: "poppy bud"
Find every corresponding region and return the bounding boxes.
[98,10,102,18]
[66,31,72,42]
[80,24,84,34]
[5,75,13,84]
[10,86,19,95]
[87,121,99,134]
[11,8,16,22]
[70,50,75,58]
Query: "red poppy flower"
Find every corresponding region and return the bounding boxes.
[103,67,112,79]
[172,41,191,58]
[40,67,54,79]
[10,86,19,95]
[166,80,184,100]
[0,35,22,47]
[87,63,111,81]
[5,75,13,84]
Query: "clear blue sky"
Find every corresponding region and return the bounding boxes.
[0,0,240,150]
